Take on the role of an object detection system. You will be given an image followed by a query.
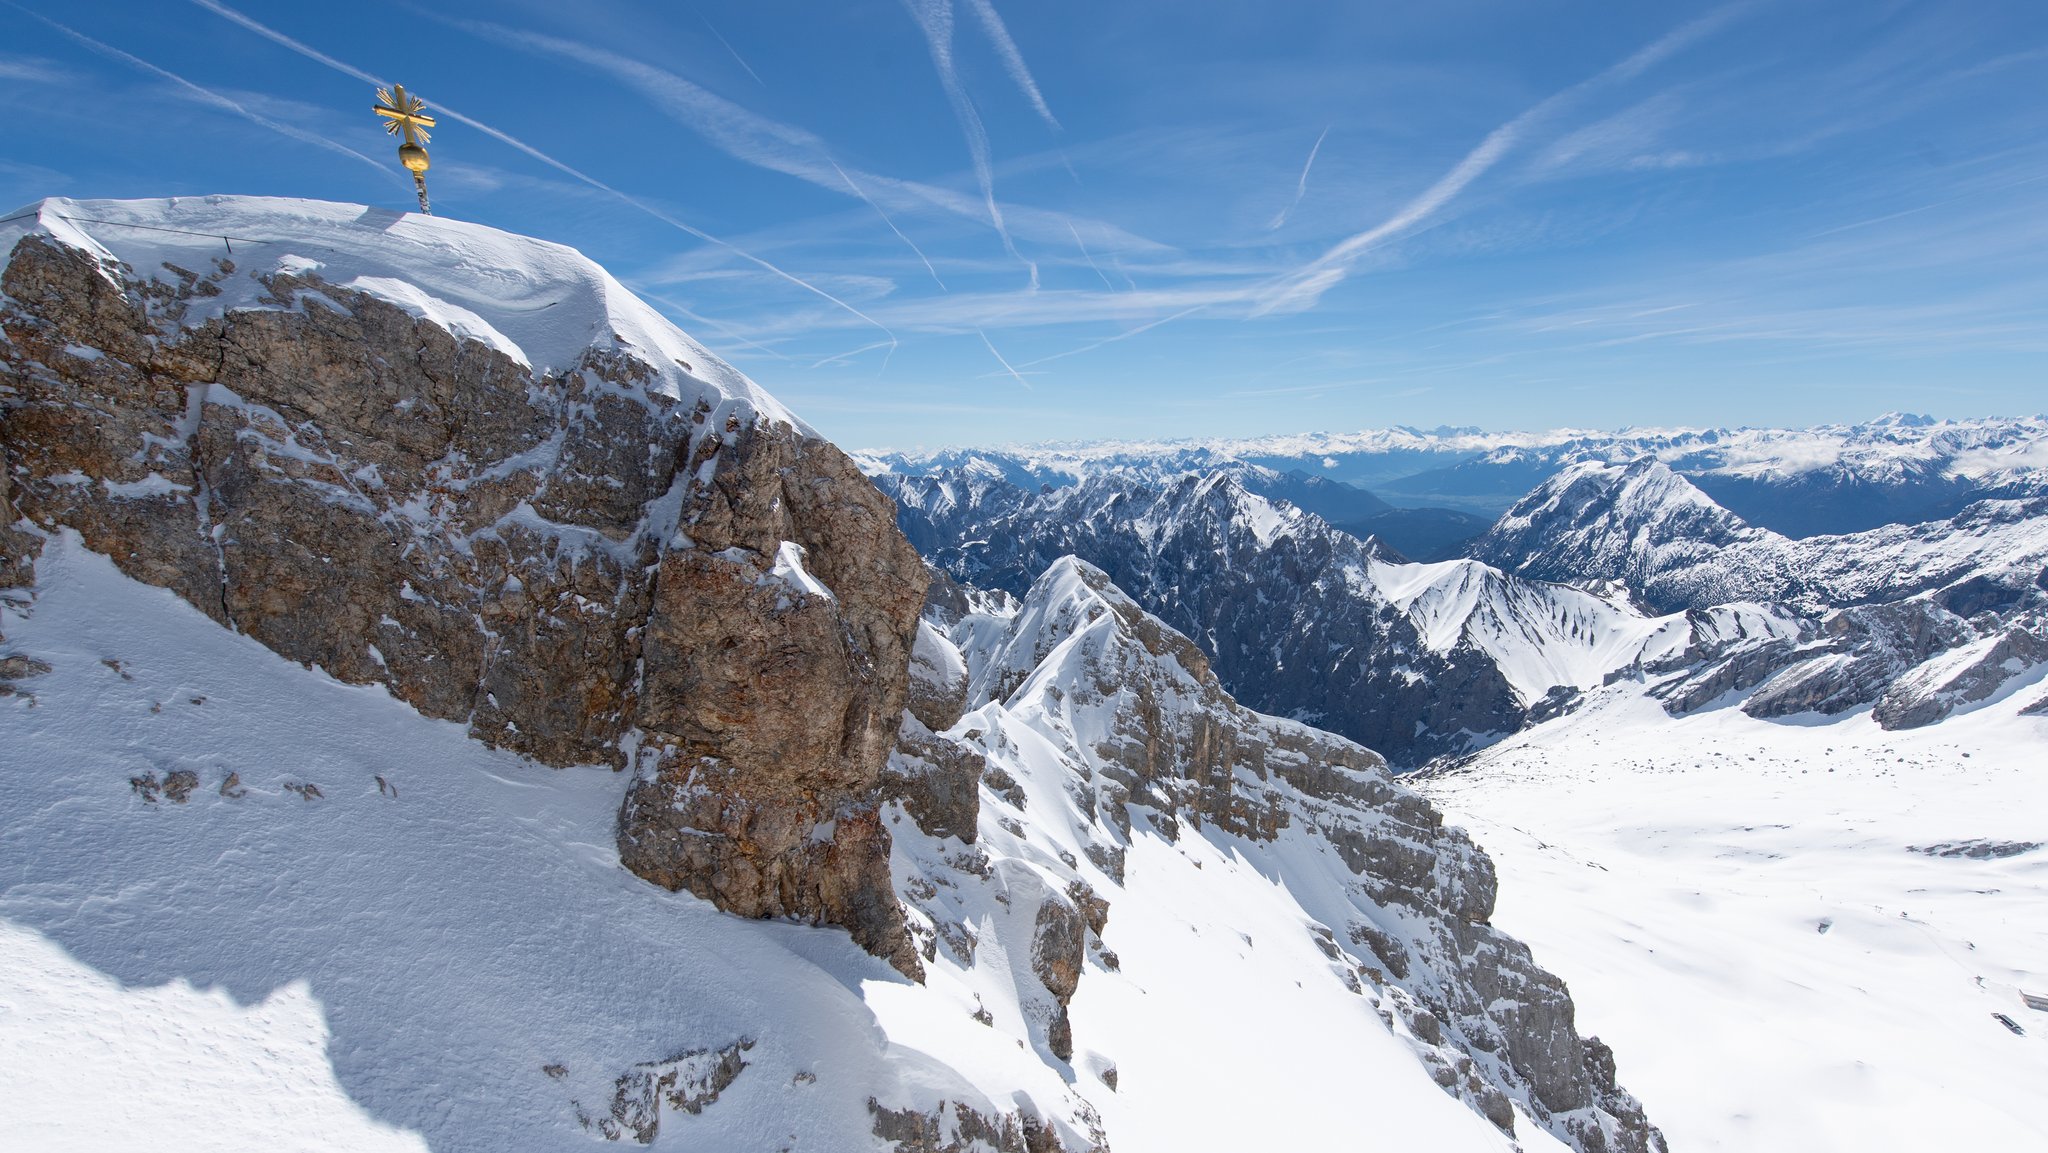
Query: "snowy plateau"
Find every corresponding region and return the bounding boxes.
[1,196,2044,1153]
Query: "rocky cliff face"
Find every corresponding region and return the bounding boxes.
[880,468,1533,764]
[884,558,1663,1153]
[0,198,925,973]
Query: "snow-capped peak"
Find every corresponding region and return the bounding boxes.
[3,195,806,434]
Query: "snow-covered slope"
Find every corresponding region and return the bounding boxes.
[1416,673,2048,1152]
[0,533,1670,1153]
[0,537,973,1151]
[885,557,1663,1153]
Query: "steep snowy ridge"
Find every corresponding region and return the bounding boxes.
[884,468,1546,762]
[888,458,2048,759]
[886,466,1850,756]
[1368,557,1671,708]
[880,557,1663,1153]
[1474,459,1777,610]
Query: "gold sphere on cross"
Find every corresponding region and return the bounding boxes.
[374,83,438,213]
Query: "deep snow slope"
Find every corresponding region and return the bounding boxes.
[0,536,949,1152]
[1416,685,2048,1153]
[0,535,1632,1153]
[885,557,1663,1153]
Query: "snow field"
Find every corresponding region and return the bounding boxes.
[0,534,984,1151]
[1419,687,2048,1152]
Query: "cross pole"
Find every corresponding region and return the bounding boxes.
[373,84,437,214]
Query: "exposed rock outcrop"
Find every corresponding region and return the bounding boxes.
[871,1097,1102,1153]
[913,557,1663,1153]
[880,469,1530,764]
[1872,623,2048,729]
[0,202,925,972]
[578,1039,753,1144]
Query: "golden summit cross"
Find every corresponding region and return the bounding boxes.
[374,84,436,214]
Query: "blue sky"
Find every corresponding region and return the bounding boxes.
[3,0,2045,449]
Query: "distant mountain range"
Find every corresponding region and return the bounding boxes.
[858,413,2048,540]
[872,422,2048,766]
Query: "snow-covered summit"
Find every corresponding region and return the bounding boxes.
[1473,458,1767,605]
[2,195,805,433]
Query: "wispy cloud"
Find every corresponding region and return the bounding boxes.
[0,51,76,84]
[5,4,389,177]
[447,20,950,291]
[1267,126,1329,230]
[1253,2,1753,315]
[961,0,1059,130]
[976,328,1033,390]
[1017,304,1206,368]
[1068,220,1116,291]
[183,0,897,346]
[903,0,1037,288]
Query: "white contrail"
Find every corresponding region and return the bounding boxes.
[1018,304,1206,369]
[698,13,764,87]
[1268,126,1330,230]
[182,0,896,345]
[809,339,897,369]
[904,0,1038,289]
[459,21,948,290]
[976,328,1033,390]
[1068,221,1116,291]
[830,160,947,290]
[962,0,1059,130]
[8,4,389,178]
[1254,2,1753,315]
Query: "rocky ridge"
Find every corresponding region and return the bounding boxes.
[0,196,925,972]
[1481,459,2048,727]
[879,557,1664,1153]
[884,459,2047,758]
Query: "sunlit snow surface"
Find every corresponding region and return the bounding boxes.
[0,536,933,1151]
[0,537,1538,1151]
[1417,686,2048,1152]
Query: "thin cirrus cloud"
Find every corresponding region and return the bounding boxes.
[1267,125,1330,230]
[961,0,1061,131]
[1253,1,1756,317]
[3,2,390,178]
[181,0,900,348]
[902,0,1036,288]
[439,17,1159,283]
[446,18,950,290]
